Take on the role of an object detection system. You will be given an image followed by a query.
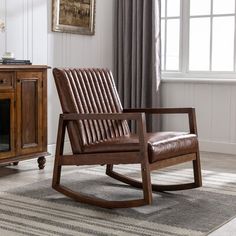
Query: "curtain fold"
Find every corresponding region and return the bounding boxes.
[114,0,161,131]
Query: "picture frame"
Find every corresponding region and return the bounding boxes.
[52,0,96,35]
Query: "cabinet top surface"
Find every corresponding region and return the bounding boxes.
[0,65,51,70]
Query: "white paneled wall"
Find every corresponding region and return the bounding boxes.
[0,0,5,53]
[0,0,48,63]
[161,80,236,155]
[0,0,115,153]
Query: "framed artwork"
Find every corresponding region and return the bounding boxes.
[52,0,96,35]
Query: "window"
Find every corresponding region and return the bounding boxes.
[161,0,180,71]
[161,0,236,75]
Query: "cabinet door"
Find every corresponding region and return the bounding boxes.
[0,93,15,159]
[16,72,43,155]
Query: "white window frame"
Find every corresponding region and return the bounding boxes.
[162,0,236,79]
[161,1,181,72]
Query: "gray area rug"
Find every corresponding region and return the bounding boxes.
[2,165,236,236]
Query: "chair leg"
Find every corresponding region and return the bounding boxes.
[52,115,65,188]
[141,163,153,204]
[106,164,113,174]
[193,151,202,187]
[52,155,62,187]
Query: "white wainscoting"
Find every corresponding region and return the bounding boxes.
[0,0,115,155]
[161,79,236,155]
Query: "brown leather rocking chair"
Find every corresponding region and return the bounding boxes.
[52,68,202,209]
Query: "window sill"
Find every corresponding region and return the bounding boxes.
[161,77,236,84]
[161,72,236,84]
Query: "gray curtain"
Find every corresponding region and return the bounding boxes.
[114,0,161,131]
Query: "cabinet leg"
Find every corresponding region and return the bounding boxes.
[38,156,46,170]
[13,162,19,166]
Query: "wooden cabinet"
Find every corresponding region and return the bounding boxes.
[0,65,49,169]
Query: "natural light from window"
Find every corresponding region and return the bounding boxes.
[161,0,236,75]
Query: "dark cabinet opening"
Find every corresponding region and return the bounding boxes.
[0,99,10,152]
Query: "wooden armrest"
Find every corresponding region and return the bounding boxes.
[123,107,195,114]
[59,112,147,150]
[61,112,144,122]
[124,108,198,135]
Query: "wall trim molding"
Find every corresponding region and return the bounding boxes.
[199,140,236,155]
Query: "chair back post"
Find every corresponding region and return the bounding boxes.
[55,114,67,156]
[138,113,152,204]
[188,108,198,135]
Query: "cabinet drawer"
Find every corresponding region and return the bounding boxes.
[0,73,14,90]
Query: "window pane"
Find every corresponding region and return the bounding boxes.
[161,20,165,70]
[189,18,210,71]
[166,19,180,70]
[161,0,166,18]
[190,0,211,16]
[212,16,234,71]
[213,0,235,14]
[167,0,180,17]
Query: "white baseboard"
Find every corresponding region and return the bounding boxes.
[47,140,236,157]
[47,141,72,157]
[199,140,236,155]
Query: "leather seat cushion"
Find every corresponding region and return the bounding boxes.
[147,132,198,163]
[83,132,198,163]
[83,134,140,153]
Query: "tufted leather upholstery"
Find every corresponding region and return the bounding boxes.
[53,68,198,162]
[53,68,130,154]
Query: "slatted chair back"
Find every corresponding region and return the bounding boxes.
[53,68,130,153]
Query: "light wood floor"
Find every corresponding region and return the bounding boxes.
[0,151,235,235]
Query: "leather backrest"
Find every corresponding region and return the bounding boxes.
[53,68,130,153]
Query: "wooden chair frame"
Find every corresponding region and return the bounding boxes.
[52,108,202,209]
